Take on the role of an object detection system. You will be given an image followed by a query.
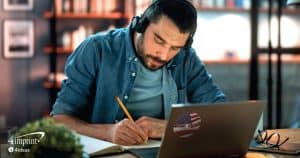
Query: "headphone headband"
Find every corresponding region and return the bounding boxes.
[131,0,197,48]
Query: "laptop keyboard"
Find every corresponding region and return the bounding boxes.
[128,147,159,158]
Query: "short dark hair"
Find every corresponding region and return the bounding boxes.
[142,0,197,34]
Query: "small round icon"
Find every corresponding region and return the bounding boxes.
[8,147,14,153]
[173,112,201,138]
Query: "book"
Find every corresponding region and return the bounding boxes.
[79,134,161,156]
[54,0,63,14]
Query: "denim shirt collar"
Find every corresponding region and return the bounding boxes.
[166,50,185,69]
[125,24,138,61]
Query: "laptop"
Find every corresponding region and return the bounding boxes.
[156,100,265,158]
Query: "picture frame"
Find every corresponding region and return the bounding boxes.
[3,20,34,58]
[3,0,34,11]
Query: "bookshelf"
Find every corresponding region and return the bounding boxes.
[44,0,134,106]
[43,11,128,19]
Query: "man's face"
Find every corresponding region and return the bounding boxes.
[136,15,190,70]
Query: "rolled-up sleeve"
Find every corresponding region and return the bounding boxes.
[50,36,100,116]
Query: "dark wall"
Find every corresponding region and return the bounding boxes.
[0,1,51,127]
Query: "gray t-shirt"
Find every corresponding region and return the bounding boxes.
[126,60,164,120]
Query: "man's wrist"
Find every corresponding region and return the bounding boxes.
[89,124,115,142]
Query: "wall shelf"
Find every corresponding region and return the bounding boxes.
[43,11,128,19]
[196,7,300,15]
[44,46,72,54]
[258,8,300,15]
[258,47,300,55]
[43,81,61,89]
[196,7,249,13]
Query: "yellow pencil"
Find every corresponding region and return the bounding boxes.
[116,96,148,144]
[115,96,134,121]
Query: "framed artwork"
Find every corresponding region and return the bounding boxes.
[3,0,34,11]
[3,20,34,58]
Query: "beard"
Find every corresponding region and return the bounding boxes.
[136,34,168,71]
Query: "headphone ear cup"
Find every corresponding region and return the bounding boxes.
[131,16,149,33]
[136,17,149,33]
[131,16,140,33]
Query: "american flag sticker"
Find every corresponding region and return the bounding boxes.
[173,112,201,138]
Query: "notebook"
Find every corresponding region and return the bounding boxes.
[157,100,265,158]
[79,134,161,156]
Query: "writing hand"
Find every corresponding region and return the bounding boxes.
[135,116,167,139]
[110,118,148,145]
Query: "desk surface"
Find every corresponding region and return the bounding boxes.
[1,129,299,158]
[97,128,300,158]
[97,151,300,158]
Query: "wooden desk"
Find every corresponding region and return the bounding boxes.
[97,151,300,158]
[1,129,298,158]
[97,128,300,158]
[245,152,300,158]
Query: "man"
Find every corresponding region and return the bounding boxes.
[51,0,225,146]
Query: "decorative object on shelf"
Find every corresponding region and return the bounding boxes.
[3,20,34,58]
[3,0,34,11]
[54,0,119,15]
[11,118,84,158]
[71,25,94,50]
[44,73,68,89]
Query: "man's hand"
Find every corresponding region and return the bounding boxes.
[53,114,150,146]
[135,116,167,139]
[109,119,148,145]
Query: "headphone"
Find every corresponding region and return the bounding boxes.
[131,0,197,48]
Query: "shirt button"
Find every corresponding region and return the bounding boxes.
[124,95,128,100]
[131,72,136,77]
[134,57,138,62]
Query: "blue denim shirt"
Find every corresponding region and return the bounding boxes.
[51,26,226,123]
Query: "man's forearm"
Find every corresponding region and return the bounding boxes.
[52,114,113,141]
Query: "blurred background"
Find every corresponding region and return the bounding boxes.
[0,0,299,131]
